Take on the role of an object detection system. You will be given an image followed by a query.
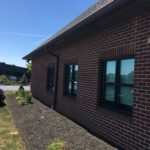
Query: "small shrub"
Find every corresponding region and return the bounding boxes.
[16,88,32,106]
[18,89,25,97]
[16,96,21,102]
[47,140,65,150]
[18,85,24,91]
[5,90,17,97]
[24,91,32,103]
[18,99,28,106]
[15,90,19,95]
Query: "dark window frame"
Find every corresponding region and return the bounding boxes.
[64,64,78,98]
[100,56,135,115]
[47,67,55,92]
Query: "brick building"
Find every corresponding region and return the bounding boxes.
[23,0,150,149]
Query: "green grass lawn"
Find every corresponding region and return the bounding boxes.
[0,104,26,150]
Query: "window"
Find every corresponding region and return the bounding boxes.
[65,64,78,97]
[47,67,55,92]
[102,58,135,114]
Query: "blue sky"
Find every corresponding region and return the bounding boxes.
[0,0,97,67]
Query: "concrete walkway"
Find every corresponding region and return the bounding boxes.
[0,85,30,91]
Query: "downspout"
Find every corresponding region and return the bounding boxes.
[45,47,59,110]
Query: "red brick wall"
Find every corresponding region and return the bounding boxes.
[32,54,56,107]
[31,13,150,150]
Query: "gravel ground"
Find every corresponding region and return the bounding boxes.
[6,96,117,150]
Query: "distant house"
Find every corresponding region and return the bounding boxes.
[0,62,26,80]
[23,0,150,149]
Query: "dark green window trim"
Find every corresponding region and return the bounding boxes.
[47,67,55,92]
[65,64,78,97]
[101,57,135,115]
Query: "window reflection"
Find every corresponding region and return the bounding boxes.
[105,85,115,102]
[65,64,78,97]
[106,61,116,83]
[120,59,135,84]
[120,86,133,106]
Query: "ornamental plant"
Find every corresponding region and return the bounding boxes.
[16,87,32,106]
[47,140,65,150]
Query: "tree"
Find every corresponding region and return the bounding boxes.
[26,62,32,82]
[0,75,10,85]
[20,73,27,85]
[26,62,32,75]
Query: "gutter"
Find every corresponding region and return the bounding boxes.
[45,47,59,110]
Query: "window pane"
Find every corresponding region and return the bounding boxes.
[65,64,78,97]
[75,65,78,81]
[105,85,115,102]
[120,86,133,106]
[106,61,116,82]
[120,59,135,84]
[49,79,54,91]
[47,68,55,91]
[73,81,78,96]
[49,69,54,77]
[68,65,73,81]
[67,81,72,95]
[66,65,72,95]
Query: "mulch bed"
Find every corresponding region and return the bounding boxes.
[6,95,117,150]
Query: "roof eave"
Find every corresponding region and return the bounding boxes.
[23,0,133,60]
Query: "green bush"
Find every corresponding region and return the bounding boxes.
[24,91,32,103]
[20,74,28,85]
[47,140,65,150]
[18,85,24,91]
[16,89,32,106]
[18,89,25,97]
[5,90,17,97]
[18,99,28,106]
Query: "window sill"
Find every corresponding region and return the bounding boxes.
[96,105,132,123]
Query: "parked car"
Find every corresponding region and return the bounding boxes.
[0,89,5,106]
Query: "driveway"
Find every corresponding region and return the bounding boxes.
[0,85,30,91]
